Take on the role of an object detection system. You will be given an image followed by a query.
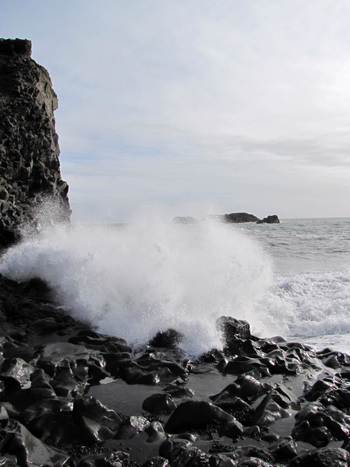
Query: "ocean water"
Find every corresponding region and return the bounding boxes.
[0,212,349,356]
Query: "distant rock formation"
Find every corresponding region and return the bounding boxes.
[0,38,70,249]
[222,212,260,223]
[174,213,280,224]
[256,215,280,224]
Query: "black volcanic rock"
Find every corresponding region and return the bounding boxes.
[223,212,260,223]
[257,215,280,224]
[0,38,70,249]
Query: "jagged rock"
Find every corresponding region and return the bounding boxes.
[292,401,350,447]
[216,316,251,345]
[74,396,122,438]
[149,329,184,349]
[0,357,35,387]
[290,447,350,467]
[252,391,291,426]
[269,436,298,462]
[0,418,70,467]
[35,342,106,382]
[0,39,70,249]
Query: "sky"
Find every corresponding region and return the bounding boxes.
[2,0,350,221]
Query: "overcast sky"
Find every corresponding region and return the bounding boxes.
[2,1,350,221]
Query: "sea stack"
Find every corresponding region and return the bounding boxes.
[0,38,70,249]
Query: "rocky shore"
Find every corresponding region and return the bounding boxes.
[0,273,349,467]
[1,39,349,466]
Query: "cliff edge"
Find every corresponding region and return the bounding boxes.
[0,38,70,249]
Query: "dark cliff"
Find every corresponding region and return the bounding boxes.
[0,38,70,248]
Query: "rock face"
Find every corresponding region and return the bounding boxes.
[0,38,70,249]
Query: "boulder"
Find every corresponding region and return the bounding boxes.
[164,400,236,434]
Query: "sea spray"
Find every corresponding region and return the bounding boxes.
[0,214,274,355]
[263,270,350,338]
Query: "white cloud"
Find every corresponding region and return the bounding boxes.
[3,0,350,220]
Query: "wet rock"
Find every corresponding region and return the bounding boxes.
[22,397,74,423]
[290,446,350,467]
[142,393,177,414]
[219,418,244,439]
[142,457,169,467]
[210,375,269,404]
[252,383,299,427]
[136,352,189,382]
[303,374,350,410]
[227,445,274,464]
[159,439,210,466]
[27,412,82,445]
[149,329,184,349]
[292,402,350,447]
[74,396,122,442]
[162,384,194,399]
[211,396,253,424]
[317,348,350,368]
[164,400,234,434]
[102,352,132,377]
[252,392,290,426]
[268,436,298,462]
[69,332,131,354]
[35,342,107,383]
[0,357,35,387]
[0,456,18,467]
[145,422,166,443]
[75,451,132,467]
[116,415,150,439]
[119,364,160,385]
[222,356,271,377]
[0,418,70,467]
[217,316,251,344]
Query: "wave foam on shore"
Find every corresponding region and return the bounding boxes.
[0,213,273,355]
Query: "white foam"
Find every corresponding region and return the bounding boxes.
[0,213,273,356]
[261,270,350,339]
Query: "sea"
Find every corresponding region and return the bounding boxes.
[0,215,349,357]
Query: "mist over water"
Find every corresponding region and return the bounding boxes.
[0,213,274,355]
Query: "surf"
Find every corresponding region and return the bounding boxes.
[0,210,274,356]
